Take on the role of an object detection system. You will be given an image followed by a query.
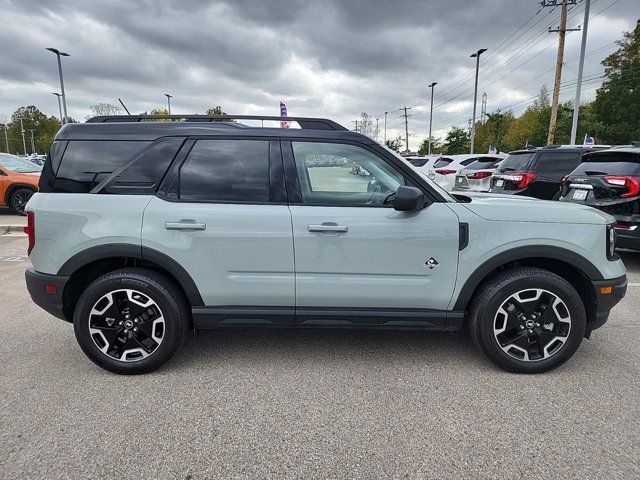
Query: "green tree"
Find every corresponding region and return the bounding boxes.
[385,136,403,152]
[593,19,640,144]
[474,110,515,153]
[6,106,60,155]
[206,106,226,115]
[442,126,470,154]
[417,137,442,155]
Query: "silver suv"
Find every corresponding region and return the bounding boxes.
[24,115,627,374]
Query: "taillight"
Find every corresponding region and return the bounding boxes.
[24,211,35,255]
[435,169,457,175]
[514,173,537,189]
[467,171,492,180]
[604,176,640,198]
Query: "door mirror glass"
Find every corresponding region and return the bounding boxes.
[391,186,426,211]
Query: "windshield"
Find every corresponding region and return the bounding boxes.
[0,154,43,173]
[497,152,535,173]
[465,158,501,171]
[382,146,457,202]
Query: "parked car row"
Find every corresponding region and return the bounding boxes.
[408,144,640,250]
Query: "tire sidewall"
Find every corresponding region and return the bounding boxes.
[73,272,184,374]
[476,274,586,373]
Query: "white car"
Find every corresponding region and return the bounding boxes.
[426,154,503,192]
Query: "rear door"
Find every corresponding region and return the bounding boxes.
[284,140,460,326]
[142,138,295,325]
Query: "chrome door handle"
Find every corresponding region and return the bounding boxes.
[307,223,348,233]
[165,221,206,231]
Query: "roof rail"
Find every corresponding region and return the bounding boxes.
[85,114,347,131]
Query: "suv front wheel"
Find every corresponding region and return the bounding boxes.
[469,267,586,373]
[73,268,190,374]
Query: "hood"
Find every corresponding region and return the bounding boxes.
[460,193,615,225]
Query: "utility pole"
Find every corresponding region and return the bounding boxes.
[383,111,388,143]
[376,118,379,141]
[19,118,27,155]
[428,82,437,155]
[571,0,590,144]
[354,119,359,133]
[470,48,487,154]
[544,0,579,145]
[28,129,35,153]
[402,106,411,153]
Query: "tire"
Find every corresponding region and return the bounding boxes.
[9,187,35,215]
[73,268,190,374]
[468,267,586,373]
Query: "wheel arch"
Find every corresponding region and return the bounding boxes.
[5,182,37,206]
[454,246,600,327]
[58,244,204,322]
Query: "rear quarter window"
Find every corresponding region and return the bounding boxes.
[53,141,150,193]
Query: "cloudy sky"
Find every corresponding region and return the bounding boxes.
[1,0,638,150]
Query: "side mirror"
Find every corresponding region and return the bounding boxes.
[392,185,426,211]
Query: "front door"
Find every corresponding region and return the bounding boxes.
[284,141,460,327]
[142,138,295,326]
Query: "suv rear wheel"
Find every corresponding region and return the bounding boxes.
[469,267,586,373]
[73,268,190,374]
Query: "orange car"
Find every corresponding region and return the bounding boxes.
[0,153,41,214]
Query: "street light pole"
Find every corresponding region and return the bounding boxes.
[164,94,173,114]
[46,48,70,124]
[570,0,590,145]
[383,111,388,144]
[2,124,8,153]
[428,82,437,155]
[28,129,36,153]
[52,93,63,125]
[470,48,487,154]
[19,118,27,155]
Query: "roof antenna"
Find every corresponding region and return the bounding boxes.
[118,98,131,115]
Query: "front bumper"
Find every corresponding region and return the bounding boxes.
[25,268,70,321]
[590,274,627,332]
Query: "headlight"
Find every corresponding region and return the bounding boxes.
[607,225,617,260]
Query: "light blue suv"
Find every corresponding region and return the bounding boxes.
[24,115,627,374]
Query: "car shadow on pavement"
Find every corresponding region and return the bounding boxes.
[165,328,490,373]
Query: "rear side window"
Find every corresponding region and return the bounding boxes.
[498,152,535,172]
[573,151,640,176]
[535,151,581,176]
[178,139,270,203]
[53,141,149,193]
[433,158,452,168]
[101,137,185,195]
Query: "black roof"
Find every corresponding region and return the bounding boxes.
[508,145,610,154]
[57,115,370,143]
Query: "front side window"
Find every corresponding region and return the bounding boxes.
[179,139,270,203]
[291,142,405,207]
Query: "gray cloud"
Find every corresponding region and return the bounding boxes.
[0,0,637,148]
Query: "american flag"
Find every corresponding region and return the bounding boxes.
[583,134,595,146]
[280,101,290,128]
[488,145,497,155]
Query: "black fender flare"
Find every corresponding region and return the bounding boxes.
[453,245,603,311]
[57,243,204,306]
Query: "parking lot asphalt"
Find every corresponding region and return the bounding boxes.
[1,234,639,479]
